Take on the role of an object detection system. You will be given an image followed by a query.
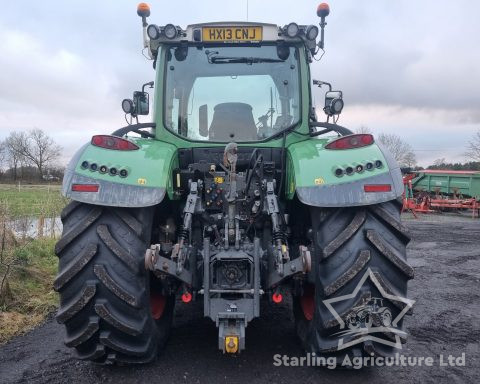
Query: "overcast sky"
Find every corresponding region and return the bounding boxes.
[0,0,479,166]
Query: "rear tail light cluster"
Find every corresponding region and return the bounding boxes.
[334,159,383,177]
[91,135,139,151]
[325,134,374,150]
[71,184,99,192]
[80,161,129,178]
[364,184,392,193]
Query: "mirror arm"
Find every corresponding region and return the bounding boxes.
[142,81,154,93]
[313,79,332,91]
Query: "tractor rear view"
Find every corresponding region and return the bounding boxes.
[54,3,413,365]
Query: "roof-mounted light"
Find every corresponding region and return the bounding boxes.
[306,25,319,40]
[317,3,330,18]
[147,24,160,39]
[164,24,177,39]
[137,3,151,51]
[286,22,300,38]
[137,3,150,18]
[317,3,330,50]
[121,99,134,114]
[330,98,344,114]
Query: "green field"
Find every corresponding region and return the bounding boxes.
[0,184,68,218]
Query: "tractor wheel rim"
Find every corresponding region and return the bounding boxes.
[300,285,315,321]
[150,292,166,319]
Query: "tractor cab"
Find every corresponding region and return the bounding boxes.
[163,42,300,142]
[126,3,344,143]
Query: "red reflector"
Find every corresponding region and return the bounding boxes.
[325,134,374,150]
[181,292,192,303]
[272,292,283,304]
[91,135,139,151]
[364,184,392,192]
[71,184,99,192]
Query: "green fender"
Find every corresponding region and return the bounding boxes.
[62,137,177,207]
[286,138,403,207]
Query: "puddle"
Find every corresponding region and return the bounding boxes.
[6,216,63,238]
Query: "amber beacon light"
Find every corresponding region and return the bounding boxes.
[317,3,330,18]
[137,3,150,18]
[316,3,330,49]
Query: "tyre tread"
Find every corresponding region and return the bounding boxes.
[55,203,172,364]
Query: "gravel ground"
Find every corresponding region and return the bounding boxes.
[1,217,479,384]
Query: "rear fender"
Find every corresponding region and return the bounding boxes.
[287,138,403,207]
[62,138,177,207]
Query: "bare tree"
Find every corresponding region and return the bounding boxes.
[4,132,27,181]
[402,151,417,168]
[465,130,480,161]
[16,129,62,180]
[0,141,5,180]
[0,141,6,169]
[355,125,373,134]
[377,133,417,168]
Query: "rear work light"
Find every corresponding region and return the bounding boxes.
[91,135,139,151]
[72,184,99,192]
[325,134,374,150]
[364,184,392,193]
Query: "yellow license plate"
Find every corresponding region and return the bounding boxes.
[202,27,262,42]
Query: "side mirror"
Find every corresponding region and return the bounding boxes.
[324,90,344,116]
[133,91,150,115]
[199,104,208,137]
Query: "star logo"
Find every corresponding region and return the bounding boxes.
[323,268,415,350]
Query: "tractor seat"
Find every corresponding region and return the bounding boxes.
[209,102,258,141]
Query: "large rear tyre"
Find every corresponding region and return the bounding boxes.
[54,202,174,364]
[294,200,413,364]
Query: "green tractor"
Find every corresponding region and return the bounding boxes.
[54,2,413,365]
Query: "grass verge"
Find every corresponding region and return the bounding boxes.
[0,238,58,344]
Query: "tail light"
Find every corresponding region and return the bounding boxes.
[325,134,374,150]
[71,184,99,192]
[91,135,139,151]
[364,184,392,193]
